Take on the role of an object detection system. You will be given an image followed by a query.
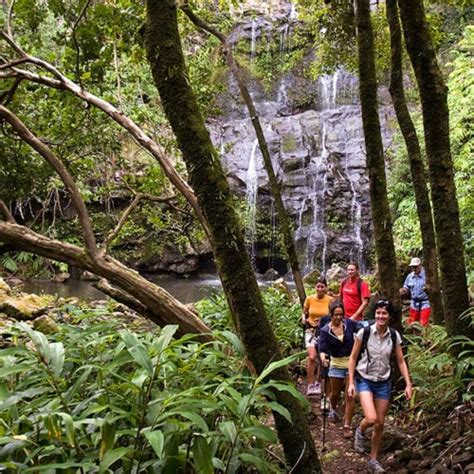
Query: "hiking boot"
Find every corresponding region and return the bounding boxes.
[367,459,386,473]
[354,427,365,453]
[343,425,353,439]
[306,382,321,396]
[320,398,330,411]
[328,410,339,423]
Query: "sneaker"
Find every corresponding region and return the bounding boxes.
[320,398,330,411]
[354,427,365,453]
[328,410,339,422]
[367,459,386,473]
[306,382,321,396]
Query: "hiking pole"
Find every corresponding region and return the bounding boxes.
[321,356,330,450]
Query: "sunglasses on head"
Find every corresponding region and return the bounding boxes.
[375,299,390,307]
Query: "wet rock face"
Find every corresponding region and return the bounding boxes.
[211,4,395,275]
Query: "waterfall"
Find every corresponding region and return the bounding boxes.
[245,138,260,264]
[343,126,365,272]
[250,19,257,62]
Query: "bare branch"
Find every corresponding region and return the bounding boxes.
[0,76,22,105]
[71,0,92,86]
[104,193,143,250]
[7,0,16,38]
[0,105,99,257]
[0,57,29,70]
[0,200,15,223]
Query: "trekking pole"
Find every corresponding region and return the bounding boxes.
[321,356,330,450]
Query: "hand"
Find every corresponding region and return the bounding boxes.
[405,384,413,400]
[347,383,355,399]
[321,357,329,368]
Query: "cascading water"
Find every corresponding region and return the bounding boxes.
[250,19,257,62]
[245,138,260,265]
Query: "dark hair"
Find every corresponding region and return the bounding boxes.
[347,261,359,270]
[374,299,395,317]
[315,277,328,286]
[329,299,345,317]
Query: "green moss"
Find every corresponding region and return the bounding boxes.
[281,134,297,153]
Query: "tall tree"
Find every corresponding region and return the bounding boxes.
[181,5,307,307]
[397,0,471,338]
[354,0,401,324]
[385,0,445,324]
[144,1,320,471]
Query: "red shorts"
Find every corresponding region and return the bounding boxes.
[408,307,431,326]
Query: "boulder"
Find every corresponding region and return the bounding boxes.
[326,263,346,283]
[0,277,11,295]
[0,293,52,320]
[33,315,59,334]
[51,272,70,283]
[263,268,280,281]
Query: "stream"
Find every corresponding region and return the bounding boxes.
[21,273,288,304]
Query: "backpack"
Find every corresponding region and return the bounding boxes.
[356,321,398,379]
[340,277,363,302]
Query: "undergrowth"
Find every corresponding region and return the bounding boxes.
[0,303,306,472]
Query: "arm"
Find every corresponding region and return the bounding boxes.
[301,298,309,325]
[347,337,363,398]
[395,343,413,400]
[318,331,330,366]
[350,298,369,321]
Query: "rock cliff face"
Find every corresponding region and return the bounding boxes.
[210,2,395,275]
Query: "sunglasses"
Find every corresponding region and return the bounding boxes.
[375,299,390,307]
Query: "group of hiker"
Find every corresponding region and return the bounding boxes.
[301,260,424,473]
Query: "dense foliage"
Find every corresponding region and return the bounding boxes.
[0,302,305,472]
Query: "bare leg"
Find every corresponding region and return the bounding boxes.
[306,346,316,385]
[330,377,344,411]
[370,398,390,460]
[343,375,355,426]
[358,391,377,434]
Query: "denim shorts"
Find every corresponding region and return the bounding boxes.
[328,367,349,379]
[356,375,391,400]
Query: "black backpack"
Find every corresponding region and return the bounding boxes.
[356,321,398,378]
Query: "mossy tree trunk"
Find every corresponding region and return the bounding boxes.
[386,0,445,324]
[355,0,401,327]
[144,1,320,471]
[398,0,471,338]
[181,6,306,307]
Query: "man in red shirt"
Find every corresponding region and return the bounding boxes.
[339,262,370,321]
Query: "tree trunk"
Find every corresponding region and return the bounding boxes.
[385,0,444,324]
[397,0,471,338]
[355,0,401,328]
[0,221,212,339]
[181,6,306,307]
[144,1,320,471]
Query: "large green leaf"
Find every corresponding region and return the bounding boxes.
[255,353,301,384]
[144,430,164,457]
[192,436,213,474]
[120,331,153,376]
[242,425,277,443]
[219,420,237,443]
[154,325,178,356]
[48,342,65,378]
[98,447,132,473]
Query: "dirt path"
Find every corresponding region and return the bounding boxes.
[298,378,407,473]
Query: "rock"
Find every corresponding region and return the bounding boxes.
[272,278,295,302]
[0,293,52,320]
[33,315,59,334]
[51,272,70,283]
[6,277,23,288]
[263,268,280,280]
[80,271,100,281]
[0,277,11,295]
[303,269,320,285]
[325,263,346,283]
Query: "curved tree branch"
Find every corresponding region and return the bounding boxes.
[0,220,212,339]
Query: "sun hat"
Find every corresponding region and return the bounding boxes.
[409,257,421,267]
